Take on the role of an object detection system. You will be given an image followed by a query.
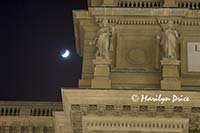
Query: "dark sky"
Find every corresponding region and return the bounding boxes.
[0,0,87,101]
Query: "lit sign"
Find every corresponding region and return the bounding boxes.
[187,42,200,72]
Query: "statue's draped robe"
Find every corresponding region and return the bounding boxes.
[96,27,111,58]
[161,28,178,58]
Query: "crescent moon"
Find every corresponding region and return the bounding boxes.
[62,49,70,58]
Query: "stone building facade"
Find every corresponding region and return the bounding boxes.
[1,0,200,133]
[57,0,200,133]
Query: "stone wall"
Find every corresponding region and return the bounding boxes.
[73,5,200,89]
[62,88,200,133]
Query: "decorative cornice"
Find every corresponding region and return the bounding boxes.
[89,0,200,10]
[90,8,200,18]
[95,17,200,26]
[70,104,200,132]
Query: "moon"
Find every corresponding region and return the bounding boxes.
[61,49,70,58]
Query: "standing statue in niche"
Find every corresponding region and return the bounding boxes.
[90,19,114,59]
[160,21,179,59]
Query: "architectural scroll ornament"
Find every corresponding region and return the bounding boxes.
[90,19,115,59]
[71,110,82,133]
[189,115,200,131]
[97,105,106,116]
[158,21,179,59]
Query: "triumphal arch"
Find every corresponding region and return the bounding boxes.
[55,0,200,133]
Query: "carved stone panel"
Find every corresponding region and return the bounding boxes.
[115,32,157,71]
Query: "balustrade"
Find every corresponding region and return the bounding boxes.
[176,0,200,9]
[0,101,62,116]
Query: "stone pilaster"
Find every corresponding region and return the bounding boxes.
[91,57,112,88]
[160,58,181,90]
[102,0,114,7]
[28,126,33,133]
[97,105,106,116]
[16,127,21,133]
[163,0,177,7]
[114,105,122,116]
[46,127,53,133]
[148,106,156,117]
[131,106,139,116]
[38,127,44,133]
[183,107,191,118]
[165,107,174,117]
[4,126,10,133]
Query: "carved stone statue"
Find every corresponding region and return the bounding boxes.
[160,21,179,59]
[90,19,114,59]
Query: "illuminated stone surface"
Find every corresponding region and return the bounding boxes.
[1,0,200,133]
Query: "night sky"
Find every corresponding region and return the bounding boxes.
[0,0,87,101]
